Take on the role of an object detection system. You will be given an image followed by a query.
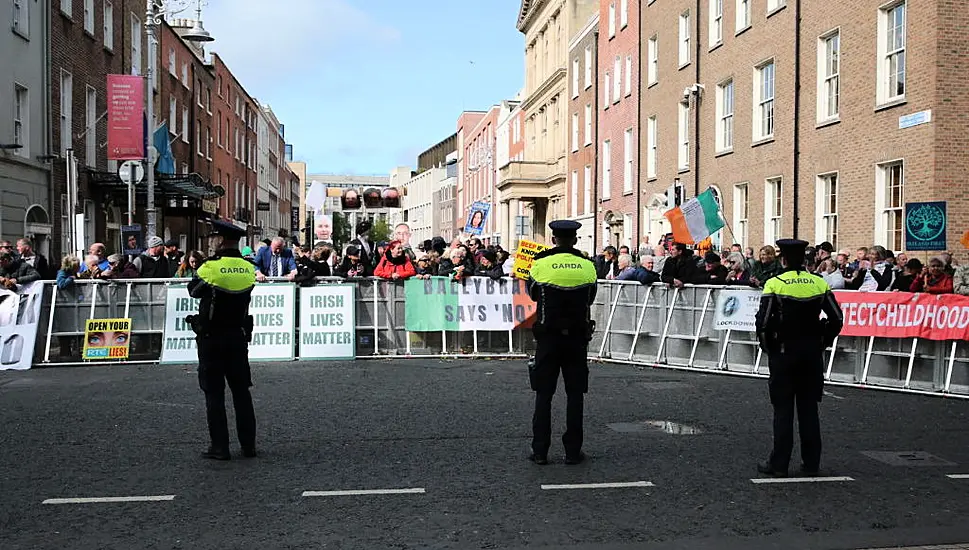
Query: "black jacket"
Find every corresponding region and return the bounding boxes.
[697,264,729,285]
[594,256,619,279]
[661,251,701,285]
[20,253,51,280]
[475,262,506,280]
[0,258,42,289]
[335,258,371,278]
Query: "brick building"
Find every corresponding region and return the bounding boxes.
[566,13,598,251]
[459,106,501,243]
[495,100,525,248]
[455,110,485,234]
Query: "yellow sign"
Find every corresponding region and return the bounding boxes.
[513,239,549,279]
[82,318,132,360]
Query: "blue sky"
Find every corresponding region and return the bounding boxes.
[201,0,525,175]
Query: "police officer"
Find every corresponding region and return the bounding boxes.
[187,224,258,461]
[755,239,843,477]
[526,220,598,465]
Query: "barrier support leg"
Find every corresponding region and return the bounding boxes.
[122,282,132,319]
[372,279,379,356]
[717,330,731,370]
[508,329,513,355]
[88,283,98,319]
[596,285,625,359]
[405,331,411,356]
[944,341,957,393]
[861,336,876,383]
[687,289,713,368]
[655,287,680,364]
[903,338,918,389]
[627,286,653,361]
[825,336,839,380]
[43,284,58,363]
[441,330,447,355]
[753,347,763,374]
[473,329,479,354]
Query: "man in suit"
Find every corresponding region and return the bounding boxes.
[254,237,297,282]
[16,238,51,279]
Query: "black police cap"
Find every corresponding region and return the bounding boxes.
[209,220,247,239]
[549,219,582,237]
[775,239,809,253]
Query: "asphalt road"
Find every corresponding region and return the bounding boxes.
[2,358,969,550]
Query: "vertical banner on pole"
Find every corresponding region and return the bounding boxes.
[106,74,145,160]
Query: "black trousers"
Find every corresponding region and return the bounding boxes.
[197,335,255,450]
[767,350,824,471]
[530,330,589,457]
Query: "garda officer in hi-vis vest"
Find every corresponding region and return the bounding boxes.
[187,223,257,461]
[755,239,843,477]
[526,220,598,465]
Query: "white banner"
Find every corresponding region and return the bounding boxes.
[160,285,200,364]
[0,282,44,370]
[298,285,356,360]
[458,277,518,331]
[713,288,761,332]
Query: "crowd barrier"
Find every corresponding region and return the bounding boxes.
[16,278,969,400]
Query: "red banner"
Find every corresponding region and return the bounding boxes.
[834,291,969,341]
[106,75,144,160]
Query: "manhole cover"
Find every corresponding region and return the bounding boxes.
[607,420,702,435]
[861,451,956,467]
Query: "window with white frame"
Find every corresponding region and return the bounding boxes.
[876,161,904,251]
[571,112,579,152]
[169,49,176,75]
[197,124,202,156]
[572,57,579,98]
[59,70,73,155]
[733,183,749,247]
[678,101,689,170]
[217,114,223,147]
[235,128,240,159]
[816,173,839,248]
[13,85,28,157]
[60,0,72,17]
[608,2,616,37]
[130,15,142,76]
[736,0,751,31]
[818,30,840,121]
[647,36,658,85]
[604,73,611,108]
[765,178,782,245]
[624,55,632,96]
[716,79,734,152]
[584,165,592,214]
[584,46,593,88]
[623,213,633,248]
[679,12,691,67]
[710,0,723,46]
[754,60,775,140]
[85,87,96,167]
[103,1,113,49]
[206,126,211,159]
[621,0,628,28]
[584,104,592,145]
[613,56,621,101]
[169,97,177,135]
[602,140,612,200]
[877,1,906,104]
[13,0,29,37]
[647,116,657,178]
[623,128,633,193]
[182,107,189,143]
[571,170,579,217]
[182,62,188,86]
[767,0,785,12]
[84,0,94,33]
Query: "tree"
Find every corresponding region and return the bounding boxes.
[909,204,944,239]
[332,212,352,251]
[370,217,391,244]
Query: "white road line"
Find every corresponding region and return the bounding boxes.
[751,476,854,484]
[301,488,426,497]
[946,474,969,479]
[42,495,176,505]
[540,481,654,490]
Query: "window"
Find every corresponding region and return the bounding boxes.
[13,0,28,37]
[571,112,579,152]
[876,161,904,251]
[678,101,689,170]
[604,73,611,108]
[878,2,906,104]
[710,0,723,46]
[716,80,734,152]
[181,62,188,85]
[754,61,775,140]
[85,87,96,167]
[767,0,786,12]
[59,70,72,155]
[613,56,621,102]
[103,1,113,49]
[818,31,840,120]
[206,126,211,159]
[13,85,28,157]
[572,58,579,98]
[816,173,839,248]
[623,128,633,193]
[169,49,176,75]
[84,0,94,33]
[197,124,202,156]
[197,83,203,107]
[584,46,593,89]
[608,2,616,38]
[205,88,211,113]
[647,116,657,178]
[583,165,592,214]
[584,104,592,145]
[217,113,223,147]
[736,0,751,31]
[733,183,749,247]
[602,140,612,200]
[624,56,632,96]
[765,178,782,245]
[679,12,691,67]
[169,97,177,135]
[647,36,658,85]
[181,107,189,143]
[571,170,579,217]
[60,0,71,17]
[235,128,240,159]
[130,15,142,75]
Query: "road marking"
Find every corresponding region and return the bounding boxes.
[541,481,654,490]
[42,495,175,505]
[301,488,426,497]
[751,476,854,484]
[946,474,969,479]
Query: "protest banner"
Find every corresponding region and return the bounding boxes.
[512,239,548,279]
[0,282,44,370]
[159,285,200,364]
[404,277,537,332]
[834,290,969,341]
[713,289,761,331]
[464,201,491,236]
[298,284,356,360]
[82,318,131,360]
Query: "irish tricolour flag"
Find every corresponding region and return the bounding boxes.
[664,189,726,245]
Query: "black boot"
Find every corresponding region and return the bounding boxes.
[202,446,231,461]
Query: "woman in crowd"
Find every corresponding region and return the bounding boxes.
[817,258,846,290]
[104,253,140,279]
[335,246,371,278]
[56,255,80,290]
[175,251,204,279]
[724,252,754,286]
[750,245,782,287]
[374,240,417,281]
[911,257,953,294]
[415,252,439,278]
[474,250,506,280]
[439,246,473,281]
[891,258,922,292]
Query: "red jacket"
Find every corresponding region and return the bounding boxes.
[910,273,953,294]
[374,255,417,280]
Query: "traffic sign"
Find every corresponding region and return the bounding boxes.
[118,160,145,185]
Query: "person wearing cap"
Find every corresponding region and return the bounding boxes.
[698,251,729,285]
[526,219,598,466]
[132,236,174,278]
[164,239,184,267]
[187,223,258,460]
[755,239,843,478]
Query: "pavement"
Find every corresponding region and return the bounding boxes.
[2,357,969,550]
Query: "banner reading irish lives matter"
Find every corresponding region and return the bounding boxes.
[834,291,969,341]
[404,276,537,332]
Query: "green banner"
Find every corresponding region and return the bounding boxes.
[404,277,459,332]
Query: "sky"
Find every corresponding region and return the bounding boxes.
[198,0,525,175]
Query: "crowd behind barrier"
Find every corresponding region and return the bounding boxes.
[16,277,969,400]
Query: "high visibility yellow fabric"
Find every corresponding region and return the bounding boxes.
[530,254,597,288]
[198,256,256,293]
[762,270,830,299]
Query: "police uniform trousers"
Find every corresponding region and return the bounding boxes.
[197,332,256,451]
[530,327,589,457]
[767,350,824,471]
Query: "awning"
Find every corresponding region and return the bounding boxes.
[87,170,223,200]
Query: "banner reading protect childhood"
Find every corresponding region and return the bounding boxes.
[404,277,536,332]
[834,290,969,341]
